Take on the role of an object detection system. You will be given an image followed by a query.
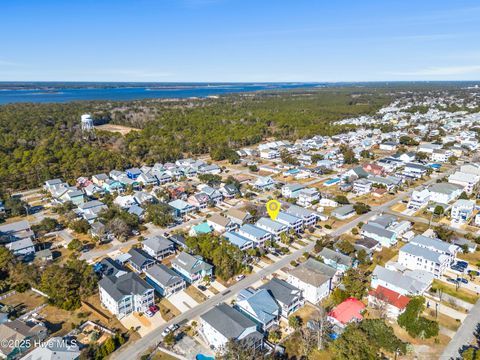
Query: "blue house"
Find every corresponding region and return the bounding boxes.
[318,247,354,273]
[126,168,142,179]
[168,199,195,218]
[102,179,125,193]
[235,288,280,332]
[224,232,254,251]
[189,222,213,236]
[238,224,272,247]
[171,252,213,283]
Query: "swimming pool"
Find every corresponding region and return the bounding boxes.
[324,178,340,186]
[196,354,214,360]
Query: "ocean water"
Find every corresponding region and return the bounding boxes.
[0,82,319,104]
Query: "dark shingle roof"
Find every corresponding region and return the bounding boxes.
[200,303,256,339]
[99,272,152,302]
[259,278,301,305]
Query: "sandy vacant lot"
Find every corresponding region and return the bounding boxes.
[95,124,140,135]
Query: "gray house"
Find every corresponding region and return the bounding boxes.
[127,248,156,274]
[142,236,175,260]
[259,278,304,318]
[200,303,263,351]
[145,264,186,297]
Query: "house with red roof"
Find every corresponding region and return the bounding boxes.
[368,285,411,319]
[327,297,365,328]
[363,163,385,176]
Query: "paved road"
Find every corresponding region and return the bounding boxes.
[110,190,409,359]
[112,168,458,359]
[385,209,473,237]
[441,298,480,359]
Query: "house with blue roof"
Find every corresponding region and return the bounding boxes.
[168,199,195,218]
[189,222,213,236]
[238,224,272,247]
[224,232,254,251]
[171,252,213,283]
[126,168,142,179]
[275,211,304,233]
[255,217,288,241]
[235,288,280,332]
[102,179,125,193]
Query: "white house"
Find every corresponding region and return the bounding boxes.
[255,217,288,241]
[281,183,305,198]
[275,211,304,233]
[448,171,480,194]
[287,258,337,304]
[460,163,480,177]
[379,141,397,151]
[353,179,372,195]
[431,149,452,163]
[451,199,476,224]
[297,188,320,208]
[368,285,411,319]
[407,189,430,210]
[371,265,431,296]
[98,273,155,319]
[253,176,276,191]
[428,183,463,204]
[200,303,263,351]
[398,235,458,278]
[418,143,442,154]
[260,149,280,159]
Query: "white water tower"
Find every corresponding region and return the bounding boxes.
[81,114,94,132]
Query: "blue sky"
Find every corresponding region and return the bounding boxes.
[1,0,480,82]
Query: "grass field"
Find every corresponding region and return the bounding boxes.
[95,124,140,135]
[185,286,208,303]
[431,280,479,304]
[159,298,181,321]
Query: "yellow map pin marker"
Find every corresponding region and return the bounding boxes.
[266,199,281,221]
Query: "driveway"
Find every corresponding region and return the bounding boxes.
[169,291,199,313]
[80,238,138,262]
[111,167,460,360]
[120,312,166,337]
[441,298,480,359]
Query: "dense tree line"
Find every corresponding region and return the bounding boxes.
[185,233,244,280]
[0,88,390,193]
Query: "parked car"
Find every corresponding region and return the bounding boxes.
[145,310,154,317]
[235,275,245,281]
[198,285,207,291]
[457,278,469,284]
[149,305,159,313]
[162,323,179,337]
[447,278,458,284]
[457,261,469,268]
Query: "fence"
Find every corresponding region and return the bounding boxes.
[0,290,16,301]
